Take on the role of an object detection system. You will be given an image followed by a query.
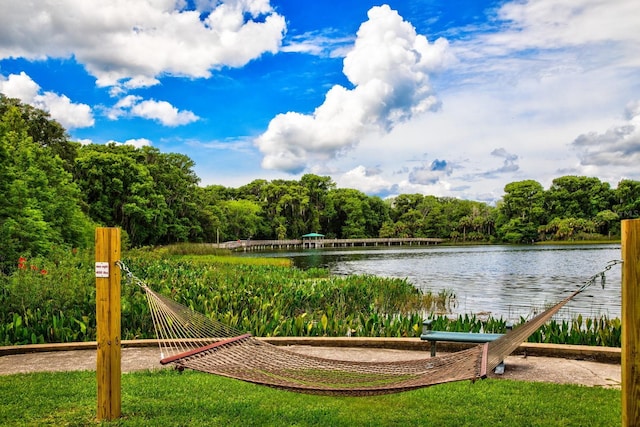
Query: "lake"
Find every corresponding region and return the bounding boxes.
[245,244,623,322]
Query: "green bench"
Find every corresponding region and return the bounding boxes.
[420,320,511,374]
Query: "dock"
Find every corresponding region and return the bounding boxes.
[218,237,445,251]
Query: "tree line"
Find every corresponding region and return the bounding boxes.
[1,94,638,272]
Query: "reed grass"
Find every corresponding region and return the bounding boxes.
[0,248,623,347]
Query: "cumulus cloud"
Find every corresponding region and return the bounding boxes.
[131,100,199,126]
[335,165,394,195]
[572,101,640,167]
[106,95,199,126]
[0,72,94,129]
[0,0,286,89]
[255,5,452,173]
[408,159,453,185]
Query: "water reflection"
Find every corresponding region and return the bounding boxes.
[245,244,622,321]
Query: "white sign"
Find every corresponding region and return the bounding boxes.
[95,262,110,278]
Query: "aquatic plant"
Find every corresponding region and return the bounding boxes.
[0,250,622,347]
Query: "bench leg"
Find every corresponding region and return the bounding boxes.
[430,342,437,357]
[494,361,505,375]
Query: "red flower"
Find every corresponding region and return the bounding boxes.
[40,269,48,275]
[31,265,38,271]
[17,257,27,269]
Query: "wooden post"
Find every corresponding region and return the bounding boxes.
[622,219,640,426]
[95,227,121,421]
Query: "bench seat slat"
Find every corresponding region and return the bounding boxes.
[420,331,504,343]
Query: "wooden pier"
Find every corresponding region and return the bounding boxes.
[218,237,445,251]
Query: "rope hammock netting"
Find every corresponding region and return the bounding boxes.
[118,261,619,396]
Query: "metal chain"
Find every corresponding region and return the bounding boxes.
[577,259,623,293]
[115,260,148,289]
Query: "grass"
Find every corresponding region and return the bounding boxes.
[0,369,620,426]
[173,254,293,267]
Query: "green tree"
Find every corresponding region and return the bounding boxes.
[499,218,538,243]
[0,106,92,272]
[249,179,309,238]
[365,196,391,237]
[301,174,335,233]
[545,176,613,219]
[417,196,447,237]
[539,217,596,240]
[594,210,619,238]
[325,189,371,238]
[378,220,396,238]
[197,185,232,242]
[135,147,203,242]
[74,144,167,246]
[222,199,262,239]
[0,94,79,172]
[500,180,546,223]
[390,194,424,221]
[614,179,640,219]
[496,180,545,243]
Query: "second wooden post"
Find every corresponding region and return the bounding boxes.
[622,219,640,426]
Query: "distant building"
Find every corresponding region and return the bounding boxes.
[301,232,325,249]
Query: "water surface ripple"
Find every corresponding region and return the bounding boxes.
[251,244,622,321]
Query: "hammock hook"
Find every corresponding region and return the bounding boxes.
[115,260,148,290]
[577,259,622,293]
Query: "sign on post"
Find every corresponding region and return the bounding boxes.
[95,262,109,278]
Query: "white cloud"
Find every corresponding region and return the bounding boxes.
[107,138,152,148]
[327,0,640,202]
[335,165,394,195]
[281,31,354,58]
[131,100,199,126]
[124,138,152,148]
[478,148,520,178]
[106,96,199,126]
[188,137,254,153]
[453,0,640,81]
[0,71,39,100]
[492,0,640,51]
[256,5,453,173]
[106,95,142,120]
[572,101,640,169]
[409,159,453,185]
[0,0,286,89]
[0,72,94,129]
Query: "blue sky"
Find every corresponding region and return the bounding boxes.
[1,0,639,203]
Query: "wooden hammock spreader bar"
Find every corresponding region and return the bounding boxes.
[160,333,252,365]
[480,343,489,379]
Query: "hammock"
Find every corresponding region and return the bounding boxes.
[121,262,615,396]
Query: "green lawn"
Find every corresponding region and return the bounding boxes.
[0,369,620,426]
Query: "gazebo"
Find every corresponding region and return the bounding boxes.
[301,232,325,249]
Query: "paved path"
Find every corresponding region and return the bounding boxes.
[0,346,621,388]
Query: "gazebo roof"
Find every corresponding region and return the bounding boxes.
[301,232,325,238]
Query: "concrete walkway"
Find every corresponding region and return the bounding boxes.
[0,341,621,388]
